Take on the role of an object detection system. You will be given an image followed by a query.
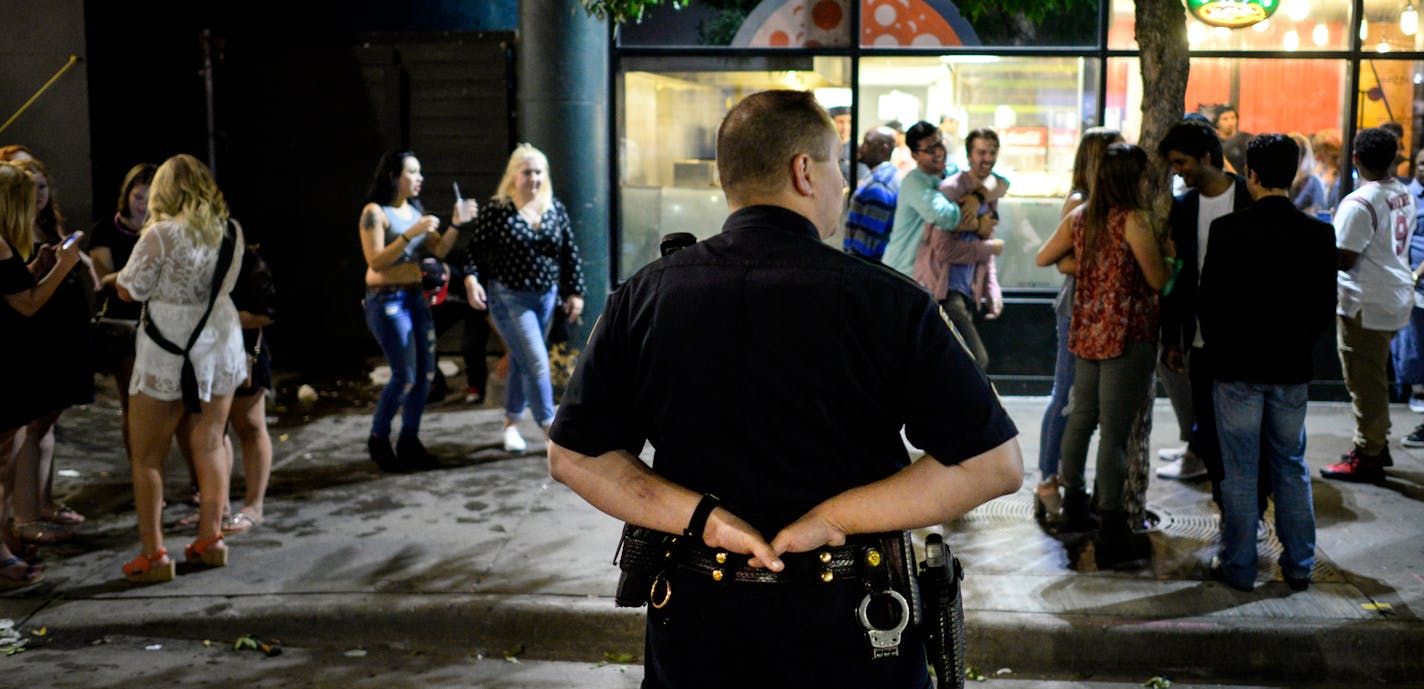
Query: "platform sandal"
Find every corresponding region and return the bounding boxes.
[0,555,44,590]
[185,534,228,568]
[122,548,175,584]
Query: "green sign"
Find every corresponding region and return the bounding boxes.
[1187,0,1279,29]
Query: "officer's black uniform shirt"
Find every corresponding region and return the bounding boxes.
[550,205,1017,536]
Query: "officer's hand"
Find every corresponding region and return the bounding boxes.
[706,508,783,572]
[768,509,848,558]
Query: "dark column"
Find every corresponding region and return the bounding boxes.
[518,0,609,343]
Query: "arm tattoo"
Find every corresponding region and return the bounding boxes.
[361,208,381,233]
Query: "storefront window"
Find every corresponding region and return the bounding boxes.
[617,57,851,279]
[859,56,1100,290]
[859,0,1099,48]
[1109,0,1353,52]
[1363,0,1424,53]
[619,0,853,47]
[1359,60,1423,185]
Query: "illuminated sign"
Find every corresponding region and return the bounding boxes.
[1187,0,1279,29]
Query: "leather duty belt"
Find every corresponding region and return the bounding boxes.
[674,533,900,585]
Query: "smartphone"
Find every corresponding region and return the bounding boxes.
[60,232,80,249]
[453,182,463,202]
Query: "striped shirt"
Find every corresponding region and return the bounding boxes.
[843,162,900,261]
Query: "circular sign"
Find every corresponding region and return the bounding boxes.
[1187,0,1279,29]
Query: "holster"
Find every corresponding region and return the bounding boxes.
[917,533,966,689]
[612,523,677,608]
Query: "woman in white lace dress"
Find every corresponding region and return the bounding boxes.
[115,154,245,583]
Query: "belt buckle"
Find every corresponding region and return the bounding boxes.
[856,589,909,659]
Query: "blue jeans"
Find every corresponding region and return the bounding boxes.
[365,287,436,439]
[487,281,557,426]
[1213,381,1315,589]
[1037,313,1073,478]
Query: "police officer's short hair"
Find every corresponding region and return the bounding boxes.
[1245,134,1298,190]
[1354,127,1399,176]
[717,90,837,200]
[1158,119,1224,169]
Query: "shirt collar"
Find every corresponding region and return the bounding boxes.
[721,205,821,242]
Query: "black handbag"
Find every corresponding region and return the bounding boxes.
[91,294,138,365]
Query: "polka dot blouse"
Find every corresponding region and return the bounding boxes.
[464,198,586,299]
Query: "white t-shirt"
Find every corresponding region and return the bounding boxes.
[1193,185,1236,348]
[1335,179,1416,331]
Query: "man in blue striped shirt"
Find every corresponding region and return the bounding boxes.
[843,126,900,261]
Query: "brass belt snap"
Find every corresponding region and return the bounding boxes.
[856,589,910,659]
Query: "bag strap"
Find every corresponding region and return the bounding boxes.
[143,221,237,414]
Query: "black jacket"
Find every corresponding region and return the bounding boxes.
[1161,174,1252,352]
[1198,196,1338,384]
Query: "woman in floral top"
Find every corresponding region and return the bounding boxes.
[463,144,585,453]
[1036,143,1174,567]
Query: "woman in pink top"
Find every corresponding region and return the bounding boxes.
[1036,143,1174,569]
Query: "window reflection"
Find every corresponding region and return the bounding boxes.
[1110,0,1354,51]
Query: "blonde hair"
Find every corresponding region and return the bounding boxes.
[0,162,36,261]
[146,154,228,247]
[493,143,552,216]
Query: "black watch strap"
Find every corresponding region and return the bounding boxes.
[684,493,720,541]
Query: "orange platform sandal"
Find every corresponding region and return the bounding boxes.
[185,533,228,568]
[122,548,175,583]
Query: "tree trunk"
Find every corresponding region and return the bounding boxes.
[1135,0,1190,231]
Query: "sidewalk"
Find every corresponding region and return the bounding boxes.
[2,383,1420,684]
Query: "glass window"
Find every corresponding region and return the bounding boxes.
[619,0,852,47]
[1364,0,1424,53]
[858,56,1101,290]
[1110,0,1353,51]
[861,0,1099,48]
[617,57,851,280]
[1359,60,1422,186]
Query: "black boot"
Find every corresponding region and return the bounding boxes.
[1058,489,1099,533]
[368,435,406,473]
[396,436,440,471]
[1094,511,1150,570]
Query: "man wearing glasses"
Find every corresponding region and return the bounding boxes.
[882,121,978,278]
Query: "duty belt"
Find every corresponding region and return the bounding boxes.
[674,532,902,585]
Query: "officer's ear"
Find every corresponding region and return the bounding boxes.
[790,152,814,197]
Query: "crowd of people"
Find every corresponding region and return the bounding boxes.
[842,104,1414,588]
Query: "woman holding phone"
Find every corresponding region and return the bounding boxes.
[358,150,475,472]
[0,161,82,588]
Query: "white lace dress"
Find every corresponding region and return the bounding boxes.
[117,220,247,402]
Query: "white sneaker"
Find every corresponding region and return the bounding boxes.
[1156,452,1208,480]
[1257,519,1270,542]
[1410,396,1424,413]
[1157,446,1187,462]
[503,425,527,453]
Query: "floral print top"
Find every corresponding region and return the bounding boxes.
[1068,209,1158,360]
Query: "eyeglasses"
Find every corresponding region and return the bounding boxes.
[915,142,947,156]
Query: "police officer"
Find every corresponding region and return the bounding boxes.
[548,90,1023,688]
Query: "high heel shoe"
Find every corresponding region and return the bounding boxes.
[122,548,175,583]
[1033,475,1063,527]
[185,534,228,568]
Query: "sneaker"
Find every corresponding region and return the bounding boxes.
[464,387,485,405]
[1156,451,1208,480]
[502,425,527,453]
[1404,424,1424,448]
[1411,396,1424,413]
[1320,448,1387,482]
[1256,519,1269,542]
[1283,572,1311,592]
[1157,446,1187,462]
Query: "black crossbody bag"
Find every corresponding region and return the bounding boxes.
[141,222,237,414]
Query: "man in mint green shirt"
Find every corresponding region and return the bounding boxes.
[883,121,972,276]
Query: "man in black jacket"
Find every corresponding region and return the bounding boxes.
[1158,120,1252,502]
[1198,134,1336,592]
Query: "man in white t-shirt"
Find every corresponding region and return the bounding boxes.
[1325,128,1417,481]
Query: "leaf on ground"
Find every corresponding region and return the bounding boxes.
[1363,602,1392,611]
[965,666,986,681]
[203,640,212,647]
[1143,676,1173,688]
[234,635,259,651]
[995,667,1012,676]
[31,627,46,637]
[602,651,636,664]
[501,643,524,660]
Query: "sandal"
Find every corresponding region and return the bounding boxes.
[122,548,175,584]
[0,555,44,590]
[41,502,85,525]
[185,534,228,568]
[176,509,230,530]
[1034,476,1064,528]
[13,520,75,545]
[222,511,263,535]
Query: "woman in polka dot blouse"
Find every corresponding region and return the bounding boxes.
[463,144,585,452]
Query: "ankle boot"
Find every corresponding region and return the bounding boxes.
[368,435,405,473]
[1058,489,1099,533]
[396,436,439,470]
[1094,511,1149,570]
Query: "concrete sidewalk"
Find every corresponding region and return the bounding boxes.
[1,385,1421,684]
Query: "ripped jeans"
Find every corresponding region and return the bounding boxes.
[365,286,436,439]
